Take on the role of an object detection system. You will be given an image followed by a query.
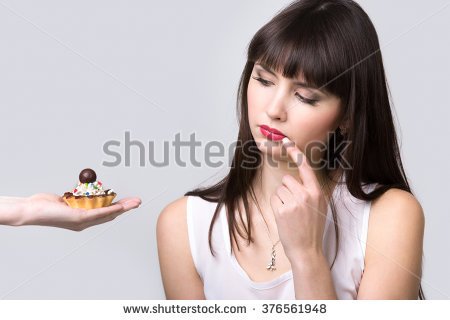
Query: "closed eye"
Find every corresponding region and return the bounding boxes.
[252,76,272,86]
[252,76,319,106]
[295,93,318,106]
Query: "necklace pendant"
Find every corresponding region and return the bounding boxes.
[266,264,276,271]
[266,246,277,271]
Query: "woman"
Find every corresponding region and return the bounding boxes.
[157,0,425,299]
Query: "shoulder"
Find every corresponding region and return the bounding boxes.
[368,188,425,242]
[156,196,189,236]
[370,188,425,226]
[158,195,189,219]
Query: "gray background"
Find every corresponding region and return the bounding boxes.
[0,0,448,299]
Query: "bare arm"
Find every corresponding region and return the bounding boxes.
[357,188,425,299]
[0,194,141,230]
[156,196,206,299]
[0,196,26,226]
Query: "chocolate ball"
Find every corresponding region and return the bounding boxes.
[79,168,97,184]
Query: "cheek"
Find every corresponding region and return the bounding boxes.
[247,82,266,120]
[247,81,270,111]
[292,109,340,145]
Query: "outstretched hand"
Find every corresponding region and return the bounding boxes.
[24,193,141,231]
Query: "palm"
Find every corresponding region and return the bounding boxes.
[27,193,141,231]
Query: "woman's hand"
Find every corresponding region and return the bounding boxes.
[1,193,141,231]
[270,137,328,262]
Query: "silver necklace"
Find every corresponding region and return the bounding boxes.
[258,212,281,271]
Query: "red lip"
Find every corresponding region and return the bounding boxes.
[260,125,286,136]
[259,125,286,141]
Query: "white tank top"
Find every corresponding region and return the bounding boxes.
[186,178,377,299]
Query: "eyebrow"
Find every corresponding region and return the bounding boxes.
[255,63,319,90]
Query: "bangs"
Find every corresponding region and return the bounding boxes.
[247,7,351,95]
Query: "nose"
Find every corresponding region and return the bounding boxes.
[265,89,288,121]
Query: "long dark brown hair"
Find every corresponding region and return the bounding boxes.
[185,0,425,299]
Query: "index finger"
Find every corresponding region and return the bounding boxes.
[281,137,319,189]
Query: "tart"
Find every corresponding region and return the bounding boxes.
[63,168,116,209]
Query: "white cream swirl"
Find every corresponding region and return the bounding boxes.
[72,181,114,196]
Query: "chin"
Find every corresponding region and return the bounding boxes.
[255,138,286,158]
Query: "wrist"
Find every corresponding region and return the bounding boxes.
[21,195,47,226]
[288,248,326,268]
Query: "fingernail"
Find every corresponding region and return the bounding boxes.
[282,137,294,148]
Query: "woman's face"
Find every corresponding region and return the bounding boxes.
[247,62,343,167]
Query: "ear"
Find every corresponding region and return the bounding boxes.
[338,118,350,134]
[340,120,349,129]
